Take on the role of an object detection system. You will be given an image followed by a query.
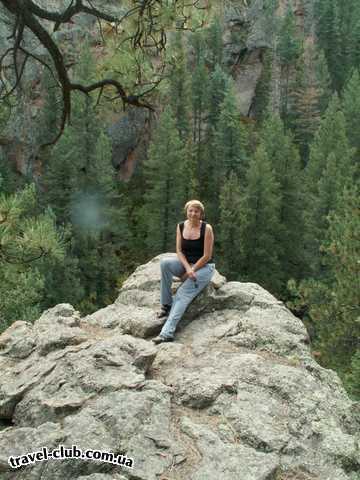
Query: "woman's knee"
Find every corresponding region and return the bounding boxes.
[161,257,182,272]
[160,258,171,270]
[197,265,215,284]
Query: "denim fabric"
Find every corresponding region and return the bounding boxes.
[159,257,215,339]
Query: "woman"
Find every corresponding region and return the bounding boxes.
[153,199,215,344]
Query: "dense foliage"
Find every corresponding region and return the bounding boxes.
[0,1,359,399]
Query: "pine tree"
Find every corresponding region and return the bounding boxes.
[167,33,197,202]
[277,5,303,123]
[324,187,360,365]
[338,0,360,82]
[349,16,360,69]
[0,184,64,329]
[289,46,331,163]
[143,106,185,254]
[41,45,126,314]
[295,186,360,373]
[342,69,360,153]
[116,163,148,272]
[329,1,344,91]
[42,128,79,224]
[252,50,273,121]
[306,95,352,184]
[277,6,303,67]
[70,124,126,313]
[204,17,224,70]
[191,57,209,178]
[304,94,356,275]
[180,137,199,201]
[239,145,282,293]
[38,233,84,311]
[218,172,243,279]
[207,65,230,131]
[168,32,192,141]
[314,49,332,114]
[260,113,304,285]
[214,83,248,180]
[209,83,248,224]
[314,0,359,92]
[201,65,230,220]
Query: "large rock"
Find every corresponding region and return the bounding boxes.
[0,254,359,480]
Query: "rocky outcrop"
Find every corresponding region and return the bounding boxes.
[0,254,359,479]
[107,108,150,180]
[224,0,316,116]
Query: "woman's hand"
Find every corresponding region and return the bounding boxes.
[181,268,197,282]
[188,269,197,280]
[181,272,188,282]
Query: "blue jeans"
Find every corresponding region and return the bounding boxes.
[159,257,215,339]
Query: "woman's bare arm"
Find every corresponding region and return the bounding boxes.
[176,224,193,273]
[192,224,214,272]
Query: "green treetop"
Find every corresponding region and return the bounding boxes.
[143,106,185,254]
[294,185,360,374]
[218,172,243,279]
[304,95,355,276]
[214,83,248,180]
[277,6,303,126]
[277,6,303,67]
[207,65,230,131]
[289,45,331,163]
[238,145,282,293]
[306,95,355,188]
[260,113,305,284]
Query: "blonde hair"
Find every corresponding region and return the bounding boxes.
[184,199,205,218]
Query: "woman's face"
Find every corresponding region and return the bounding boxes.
[187,206,202,222]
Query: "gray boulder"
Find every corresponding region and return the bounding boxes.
[0,254,358,480]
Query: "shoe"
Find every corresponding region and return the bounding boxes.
[156,304,171,319]
[152,336,174,344]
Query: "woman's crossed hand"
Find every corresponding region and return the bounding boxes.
[181,268,197,282]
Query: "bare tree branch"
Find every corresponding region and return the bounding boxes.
[24,0,120,28]
[70,78,154,108]
[0,0,210,146]
[0,244,48,264]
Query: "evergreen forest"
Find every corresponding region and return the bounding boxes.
[0,0,359,401]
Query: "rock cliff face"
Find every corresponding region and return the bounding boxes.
[0,254,359,480]
[0,0,315,179]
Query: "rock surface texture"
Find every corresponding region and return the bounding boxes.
[0,254,359,480]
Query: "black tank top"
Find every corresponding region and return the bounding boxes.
[179,221,213,264]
